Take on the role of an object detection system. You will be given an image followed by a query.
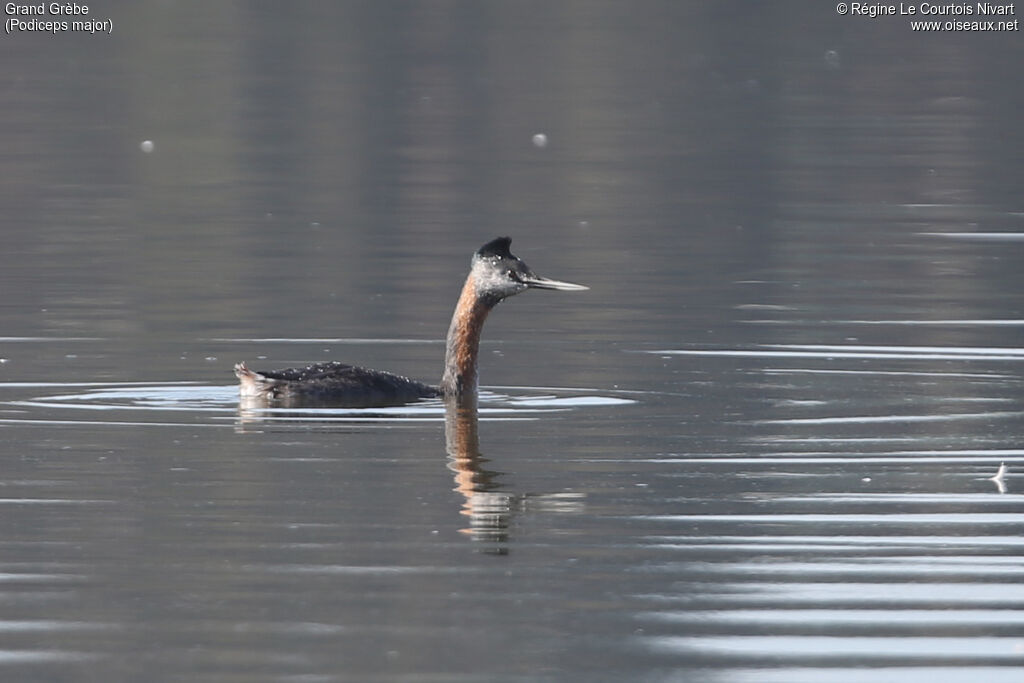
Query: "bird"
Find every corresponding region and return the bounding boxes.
[234,237,587,407]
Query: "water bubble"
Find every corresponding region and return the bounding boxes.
[532,133,548,148]
[824,49,841,68]
[140,140,155,153]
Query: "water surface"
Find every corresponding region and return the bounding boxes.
[2,2,1023,681]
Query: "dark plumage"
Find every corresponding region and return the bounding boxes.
[235,361,437,407]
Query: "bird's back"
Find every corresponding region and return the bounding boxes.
[235,361,439,407]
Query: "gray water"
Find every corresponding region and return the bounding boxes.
[3,2,1024,681]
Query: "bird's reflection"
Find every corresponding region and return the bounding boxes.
[443,396,585,551]
[444,396,513,548]
[235,394,412,430]
[236,393,583,549]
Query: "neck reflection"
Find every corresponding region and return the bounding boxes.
[444,395,513,549]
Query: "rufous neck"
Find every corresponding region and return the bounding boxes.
[440,275,494,396]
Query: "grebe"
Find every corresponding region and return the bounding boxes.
[234,237,587,407]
